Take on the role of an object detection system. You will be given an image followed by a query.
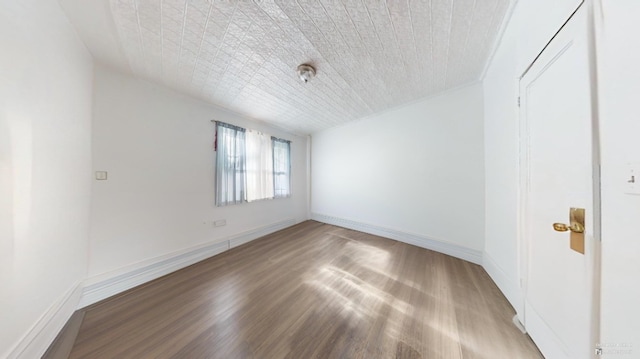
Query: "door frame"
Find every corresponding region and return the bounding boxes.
[515,0,602,357]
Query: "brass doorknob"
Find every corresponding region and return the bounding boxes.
[552,222,584,233]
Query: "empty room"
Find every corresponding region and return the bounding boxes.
[1,0,638,358]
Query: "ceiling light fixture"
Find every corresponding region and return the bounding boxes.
[296,64,316,83]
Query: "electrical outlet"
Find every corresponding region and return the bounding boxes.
[95,171,108,180]
[213,219,227,227]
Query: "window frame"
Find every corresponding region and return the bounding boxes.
[214,121,292,206]
[215,121,247,207]
[271,136,292,199]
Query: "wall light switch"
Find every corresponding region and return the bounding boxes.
[95,171,108,180]
[213,219,226,227]
[625,163,640,195]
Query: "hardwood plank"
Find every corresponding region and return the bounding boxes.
[68,221,542,358]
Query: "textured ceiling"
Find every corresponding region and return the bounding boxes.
[61,0,511,134]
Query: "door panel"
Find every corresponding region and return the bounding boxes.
[519,5,594,359]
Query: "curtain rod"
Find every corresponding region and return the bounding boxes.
[211,120,292,143]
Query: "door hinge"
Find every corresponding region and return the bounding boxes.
[517,96,521,107]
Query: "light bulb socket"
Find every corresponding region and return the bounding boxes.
[297,64,316,83]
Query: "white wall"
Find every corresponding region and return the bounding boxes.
[485,0,640,353]
[482,3,521,309]
[0,1,93,357]
[595,1,640,355]
[311,84,485,261]
[88,66,308,281]
[514,0,584,69]
[482,0,582,312]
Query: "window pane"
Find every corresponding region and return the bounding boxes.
[272,138,291,198]
[215,122,246,206]
[246,130,274,202]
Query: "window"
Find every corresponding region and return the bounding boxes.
[246,130,274,202]
[215,121,292,206]
[215,122,246,206]
[272,137,291,198]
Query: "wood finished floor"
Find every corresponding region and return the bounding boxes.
[68,221,542,359]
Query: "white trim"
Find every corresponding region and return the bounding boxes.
[482,251,523,315]
[512,315,527,334]
[79,218,297,308]
[5,281,83,359]
[525,300,570,359]
[79,241,229,308]
[311,213,482,265]
[306,134,312,220]
[480,0,520,80]
[228,219,297,248]
[517,6,595,358]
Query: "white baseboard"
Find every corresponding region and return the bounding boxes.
[79,218,297,308]
[6,281,83,359]
[525,300,571,359]
[482,251,523,314]
[78,241,230,308]
[228,219,297,248]
[311,213,482,265]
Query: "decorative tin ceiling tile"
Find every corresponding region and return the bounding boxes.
[83,0,512,134]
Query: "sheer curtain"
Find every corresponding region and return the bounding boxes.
[245,130,274,202]
[215,122,246,206]
[272,137,291,198]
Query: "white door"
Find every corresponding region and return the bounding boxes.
[519,5,597,359]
